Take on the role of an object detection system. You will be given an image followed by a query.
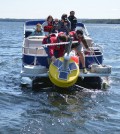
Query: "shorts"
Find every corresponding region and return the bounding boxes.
[71,42,83,52]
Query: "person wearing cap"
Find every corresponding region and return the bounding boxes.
[68,11,77,31]
[31,23,43,36]
[42,32,67,62]
[69,29,90,73]
[59,14,71,35]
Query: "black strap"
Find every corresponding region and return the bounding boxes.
[46,36,51,43]
[57,36,60,43]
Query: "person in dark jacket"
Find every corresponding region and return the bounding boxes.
[51,18,60,33]
[68,11,77,31]
[59,14,71,35]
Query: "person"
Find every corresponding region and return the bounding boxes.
[31,23,43,36]
[69,29,90,73]
[42,15,54,35]
[68,11,77,31]
[51,18,60,33]
[59,14,71,35]
[42,32,67,62]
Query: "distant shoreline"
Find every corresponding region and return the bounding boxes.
[0,18,120,24]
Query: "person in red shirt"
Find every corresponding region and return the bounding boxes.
[42,32,67,62]
[69,29,90,73]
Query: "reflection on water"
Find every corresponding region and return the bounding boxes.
[20,83,110,134]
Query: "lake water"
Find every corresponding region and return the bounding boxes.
[0,22,120,134]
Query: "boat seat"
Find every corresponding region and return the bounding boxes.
[23,47,48,56]
[24,38,44,47]
[94,51,102,55]
[25,29,34,38]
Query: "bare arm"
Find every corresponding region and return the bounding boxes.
[81,36,89,49]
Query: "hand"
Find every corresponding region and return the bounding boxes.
[51,56,56,62]
[87,48,94,55]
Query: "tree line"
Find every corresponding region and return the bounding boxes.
[0,18,120,24]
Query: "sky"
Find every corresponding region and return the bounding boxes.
[0,0,120,19]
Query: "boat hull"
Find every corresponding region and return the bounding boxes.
[22,54,103,69]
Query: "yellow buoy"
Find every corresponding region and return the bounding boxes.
[49,57,80,88]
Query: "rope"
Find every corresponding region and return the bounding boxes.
[88,47,102,65]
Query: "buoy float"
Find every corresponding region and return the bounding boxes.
[49,57,80,88]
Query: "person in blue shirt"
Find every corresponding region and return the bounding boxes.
[31,23,44,36]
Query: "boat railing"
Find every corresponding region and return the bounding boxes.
[24,36,45,47]
[22,44,103,57]
[91,44,103,53]
[27,36,45,40]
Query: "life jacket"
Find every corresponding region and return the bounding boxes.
[56,32,66,50]
[44,22,53,32]
[69,31,81,42]
[43,33,56,44]
[44,26,53,32]
[69,31,81,48]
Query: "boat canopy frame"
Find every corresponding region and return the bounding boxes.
[24,20,89,36]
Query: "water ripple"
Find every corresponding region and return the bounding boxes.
[0,22,120,134]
